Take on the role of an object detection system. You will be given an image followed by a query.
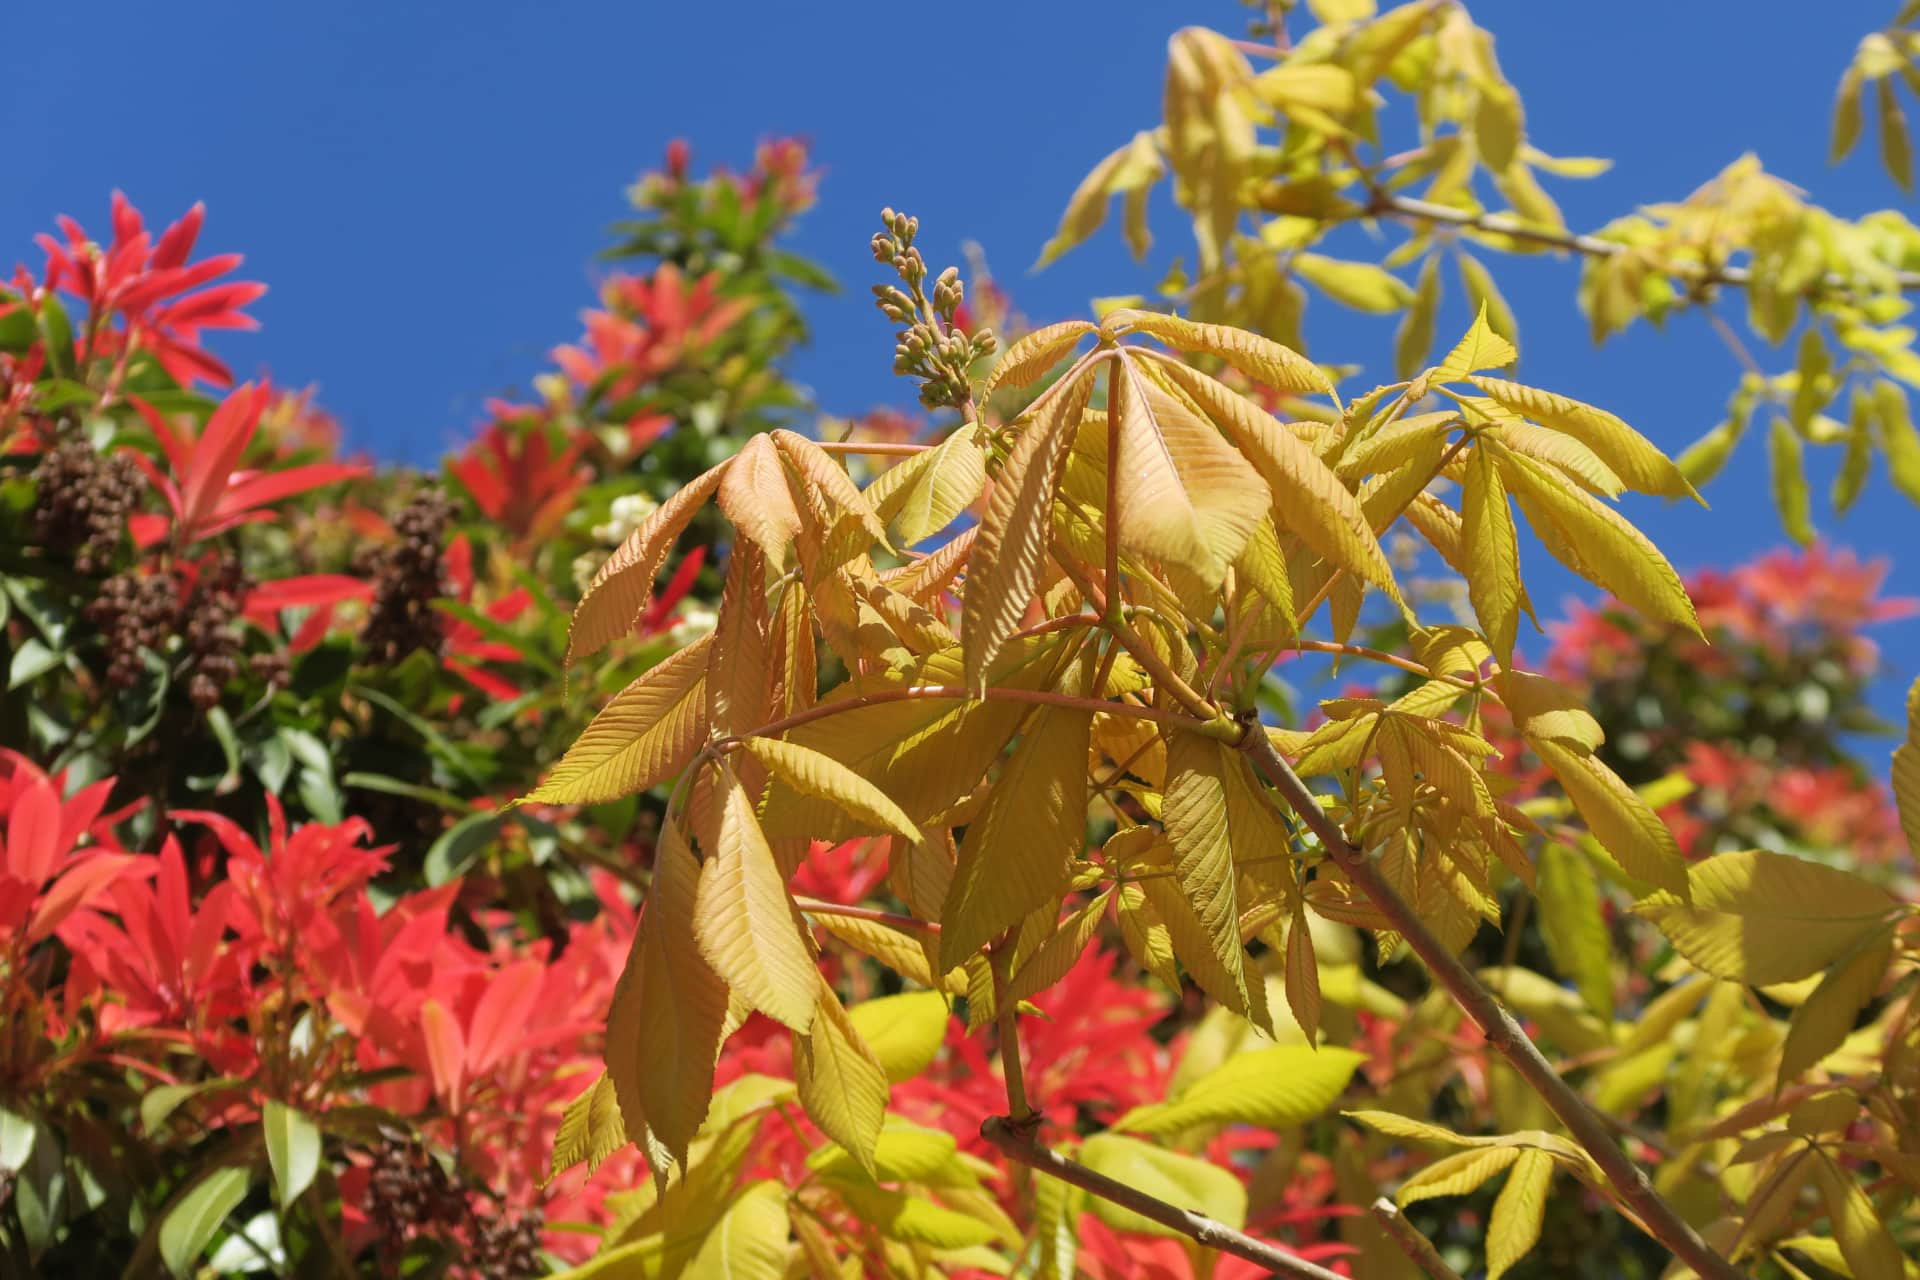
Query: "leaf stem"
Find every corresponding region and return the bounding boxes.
[730,683,1212,744]
[812,439,932,457]
[979,1118,1348,1280]
[796,896,938,935]
[1234,727,1745,1280]
[988,942,1033,1123]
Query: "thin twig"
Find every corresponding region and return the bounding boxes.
[1373,192,1920,293]
[980,1118,1348,1280]
[1235,728,1745,1280]
[1370,1198,1467,1280]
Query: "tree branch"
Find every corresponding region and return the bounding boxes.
[1235,728,1746,1280]
[1372,192,1920,293]
[979,1117,1348,1280]
[1370,1198,1467,1280]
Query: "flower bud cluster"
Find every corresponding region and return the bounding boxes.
[869,208,996,410]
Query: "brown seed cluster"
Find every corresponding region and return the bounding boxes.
[84,553,279,709]
[363,1139,544,1278]
[180,553,252,710]
[30,437,146,575]
[362,489,456,664]
[86,571,181,689]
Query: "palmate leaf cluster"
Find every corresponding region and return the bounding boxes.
[535,245,1920,1278]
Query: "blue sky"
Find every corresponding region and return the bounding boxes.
[6,2,1916,730]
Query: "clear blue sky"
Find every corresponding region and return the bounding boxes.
[6,2,1915,730]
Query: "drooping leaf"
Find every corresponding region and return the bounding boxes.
[694,762,818,1031]
[1102,309,1333,395]
[1461,443,1521,666]
[262,1101,320,1208]
[741,737,920,840]
[1895,676,1920,856]
[1078,1134,1247,1240]
[550,1073,626,1184]
[1536,844,1612,1019]
[524,638,711,805]
[718,433,806,565]
[1294,254,1416,313]
[980,322,1096,399]
[1470,376,1695,500]
[1395,253,1442,379]
[1486,1148,1554,1280]
[1162,734,1268,1014]
[613,820,729,1170]
[847,990,952,1084]
[160,1166,251,1279]
[1633,850,1901,985]
[1768,418,1816,546]
[571,461,727,663]
[1778,929,1894,1088]
[686,1180,791,1280]
[940,701,1091,966]
[1008,891,1114,1001]
[1532,739,1687,896]
[794,979,889,1175]
[1812,1151,1905,1280]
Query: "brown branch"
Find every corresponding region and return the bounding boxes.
[980,1118,1348,1280]
[1369,1198,1467,1280]
[1236,729,1746,1280]
[1373,192,1920,293]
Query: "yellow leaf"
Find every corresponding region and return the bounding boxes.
[1008,891,1114,1001]
[1293,254,1415,314]
[1497,669,1603,752]
[1876,381,1920,505]
[1536,844,1612,1019]
[694,761,819,1031]
[1116,882,1182,990]
[1879,78,1914,191]
[1112,352,1270,583]
[1634,849,1902,985]
[1434,305,1518,382]
[525,638,711,805]
[570,461,728,664]
[1778,929,1895,1088]
[1769,418,1816,546]
[1498,447,1700,636]
[707,541,772,739]
[1140,866,1273,1030]
[1813,1151,1906,1280]
[1156,359,1401,604]
[1309,0,1376,20]
[1486,1148,1553,1280]
[610,820,729,1171]
[1470,377,1694,500]
[549,1072,626,1185]
[866,424,989,547]
[1474,83,1523,176]
[1285,901,1322,1042]
[1397,1145,1521,1205]
[686,1180,790,1280]
[1254,62,1358,115]
[1461,443,1521,666]
[1078,1135,1246,1239]
[793,980,888,1174]
[1116,1047,1364,1136]
[1895,677,1920,856]
[1037,132,1165,267]
[1102,309,1333,395]
[1532,739,1686,896]
[1394,254,1442,380]
[980,322,1097,399]
[741,737,919,840]
[1456,252,1518,351]
[718,433,805,565]
[847,990,953,1084]
[1162,734,1268,1014]
[962,373,1092,688]
[813,911,960,994]
[940,702,1091,966]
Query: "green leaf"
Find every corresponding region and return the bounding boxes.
[684,1180,790,1280]
[1769,418,1815,546]
[794,982,889,1176]
[1113,1046,1365,1135]
[262,1101,320,1208]
[160,1166,252,1279]
[835,1182,1001,1249]
[1537,844,1612,1019]
[0,1104,35,1176]
[1294,254,1415,313]
[423,811,503,886]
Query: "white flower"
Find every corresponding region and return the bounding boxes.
[593,492,660,546]
[667,605,719,648]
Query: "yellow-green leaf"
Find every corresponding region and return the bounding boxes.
[1009,892,1114,1001]
[694,762,818,1031]
[1533,739,1687,897]
[1457,252,1518,352]
[1162,734,1259,1014]
[741,737,919,841]
[1470,376,1696,500]
[1037,132,1165,267]
[1634,849,1901,985]
[940,702,1091,965]
[848,991,954,1085]
[1395,254,1442,380]
[1778,929,1895,1088]
[1895,676,1920,856]
[1294,254,1415,314]
[550,1072,626,1185]
[1486,1148,1553,1280]
[1461,443,1521,666]
[1833,67,1865,162]
[1078,1134,1246,1240]
[160,1166,251,1280]
[687,1180,791,1280]
[1769,418,1816,546]
[1877,380,1920,504]
[1114,1047,1365,1135]
[1536,844,1612,1019]
[1397,1146,1521,1206]
[1813,1151,1906,1280]
[1499,447,1699,636]
[526,638,711,805]
[1434,305,1518,382]
[1879,77,1914,191]
[867,424,990,547]
[794,980,889,1175]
